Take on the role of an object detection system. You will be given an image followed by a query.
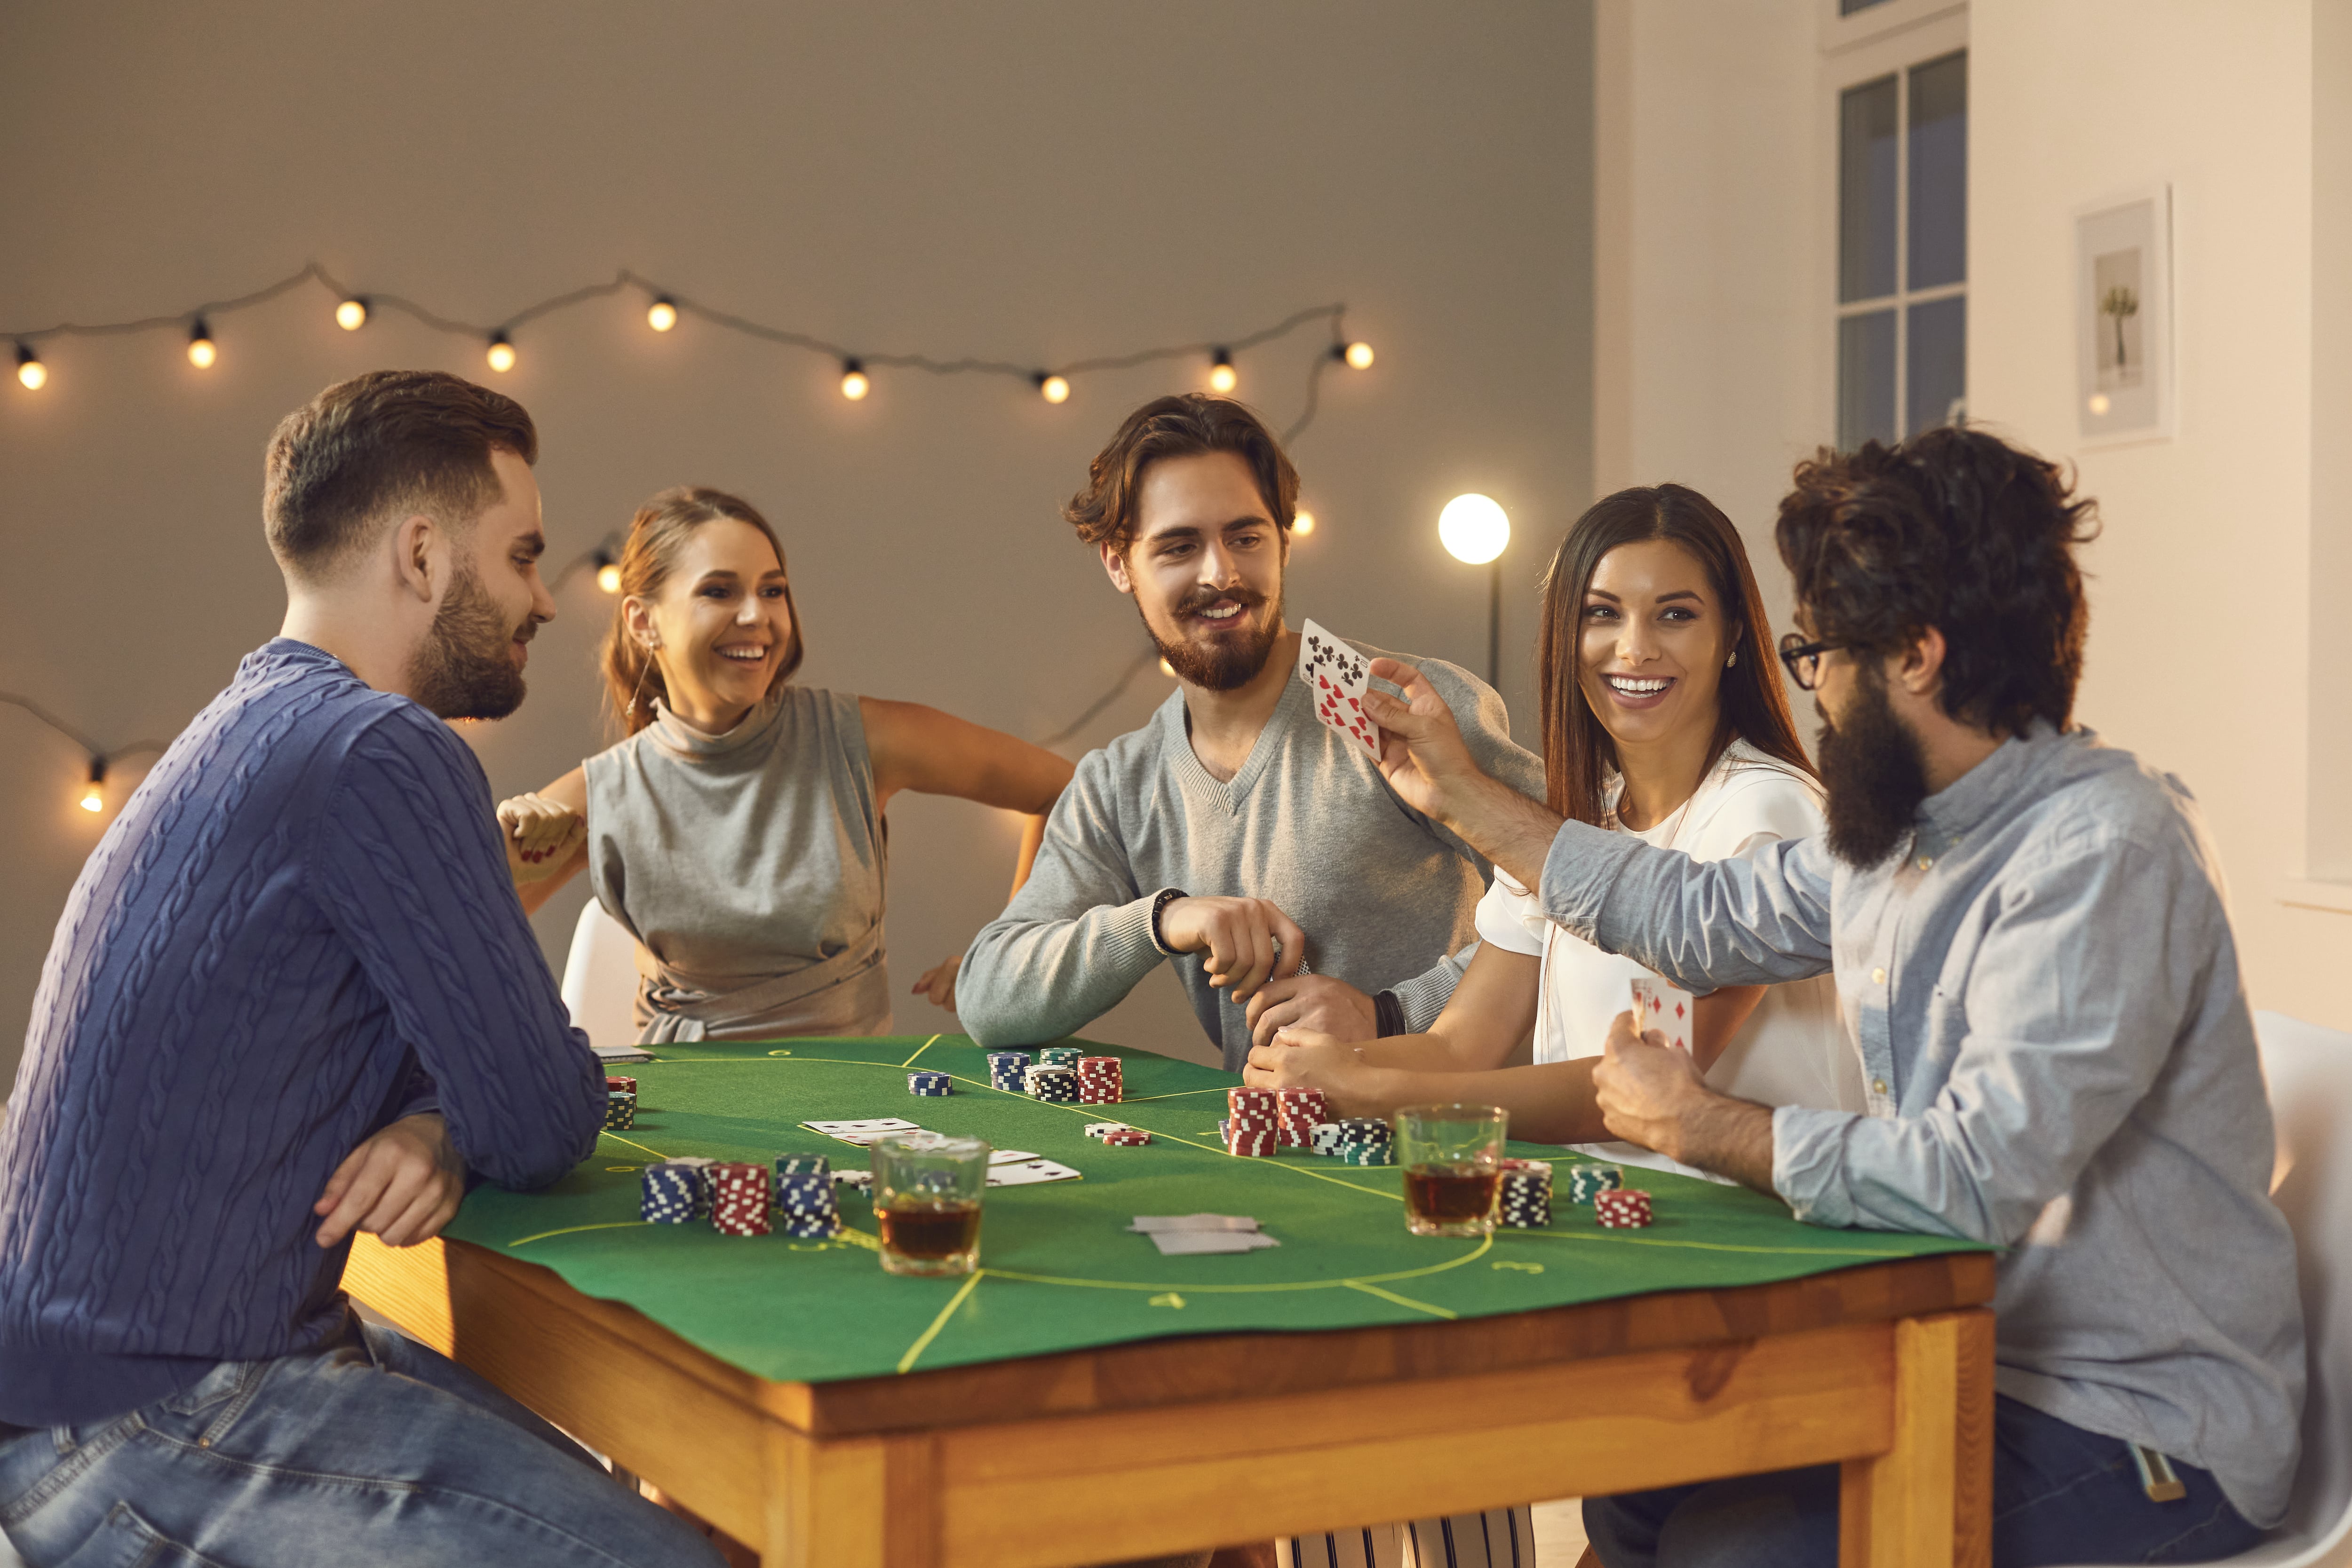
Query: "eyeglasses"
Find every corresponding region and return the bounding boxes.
[1777,633,1847,692]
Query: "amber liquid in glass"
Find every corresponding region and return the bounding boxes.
[878,1200,982,1259]
[1404,1165,1500,1226]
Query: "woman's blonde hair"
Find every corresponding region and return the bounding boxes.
[600,486,805,735]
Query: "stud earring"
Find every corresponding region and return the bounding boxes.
[1726,650,1738,668]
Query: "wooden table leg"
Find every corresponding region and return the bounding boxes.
[1839,1309,1994,1568]
[766,1425,952,1568]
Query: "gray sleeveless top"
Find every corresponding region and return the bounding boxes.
[583,687,892,1043]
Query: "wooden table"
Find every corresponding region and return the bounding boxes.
[347,1234,1992,1567]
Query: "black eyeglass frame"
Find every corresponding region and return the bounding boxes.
[1777,633,1848,692]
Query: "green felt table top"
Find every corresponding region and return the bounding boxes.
[439,1034,1987,1385]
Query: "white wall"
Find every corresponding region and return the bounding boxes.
[0,2,1595,1094]
[1968,0,2351,1028]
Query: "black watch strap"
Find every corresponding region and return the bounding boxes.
[1374,990,1406,1037]
[1147,887,1188,957]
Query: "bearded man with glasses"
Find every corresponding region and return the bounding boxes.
[1344,426,2302,1567]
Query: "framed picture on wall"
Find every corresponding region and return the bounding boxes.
[2075,182,2173,443]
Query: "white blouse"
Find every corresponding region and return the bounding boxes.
[1473,740,1866,1179]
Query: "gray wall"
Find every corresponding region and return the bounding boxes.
[0,1,1595,1092]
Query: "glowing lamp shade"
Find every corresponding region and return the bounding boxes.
[1208,350,1237,394]
[1292,508,1317,537]
[1343,341,1375,370]
[1439,493,1510,565]
[595,560,623,594]
[186,322,217,369]
[336,298,370,331]
[647,298,678,332]
[1038,373,1071,404]
[16,347,46,390]
[840,360,870,400]
[485,334,517,373]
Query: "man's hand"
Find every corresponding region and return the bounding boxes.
[1157,896,1305,1003]
[1592,1010,1780,1194]
[912,954,961,1014]
[1361,660,1563,887]
[313,1113,466,1249]
[1245,973,1377,1052]
[1244,1027,1376,1108]
[497,792,585,881]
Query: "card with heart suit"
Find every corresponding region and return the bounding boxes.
[1299,619,1379,758]
[1629,975,1696,1052]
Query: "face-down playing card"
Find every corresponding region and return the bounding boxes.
[1299,619,1381,759]
[1629,975,1695,1053]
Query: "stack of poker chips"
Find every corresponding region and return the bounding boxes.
[1025,1064,1080,1103]
[907,1069,953,1097]
[987,1051,1033,1093]
[1225,1088,1280,1156]
[1037,1046,1085,1069]
[1102,1128,1150,1146]
[603,1076,638,1131]
[639,1160,705,1223]
[708,1162,772,1236]
[1566,1164,1624,1206]
[1311,1117,1396,1165]
[774,1169,842,1238]
[1498,1159,1555,1228]
[1075,1056,1123,1104]
[1274,1088,1331,1149]
[1593,1188,1654,1228]
[775,1153,830,1180]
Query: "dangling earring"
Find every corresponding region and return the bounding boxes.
[1726,650,1738,668]
[625,634,660,718]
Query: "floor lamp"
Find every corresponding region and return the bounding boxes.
[1439,493,1512,689]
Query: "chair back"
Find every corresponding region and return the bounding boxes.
[559,899,643,1053]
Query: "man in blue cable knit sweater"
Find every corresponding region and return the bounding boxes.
[0,372,725,1568]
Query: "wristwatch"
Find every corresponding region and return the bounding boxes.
[1147,887,1188,956]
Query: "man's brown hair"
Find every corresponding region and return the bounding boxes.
[1064,394,1299,552]
[263,369,539,581]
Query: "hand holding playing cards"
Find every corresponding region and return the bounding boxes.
[1591,1009,1710,1157]
[1245,973,1377,1051]
[1158,895,1305,1003]
[1244,1026,1371,1103]
[1357,659,1487,826]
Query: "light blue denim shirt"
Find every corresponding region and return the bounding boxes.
[1537,723,2304,1527]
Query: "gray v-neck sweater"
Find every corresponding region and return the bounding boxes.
[959,636,1542,1069]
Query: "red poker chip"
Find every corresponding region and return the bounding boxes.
[1103,1130,1151,1145]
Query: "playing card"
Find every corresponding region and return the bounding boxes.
[1299,619,1380,759]
[801,1117,924,1147]
[1127,1214,1262,1233]
[985,1157,1082,1187]
[1144,1230,1282,1256]
[986,1149,1039,1165]
[1629,975,1696,1052]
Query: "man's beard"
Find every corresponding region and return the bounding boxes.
[1142,583,1285,692]
[1817,669,1932,868]
[409,563,529,721]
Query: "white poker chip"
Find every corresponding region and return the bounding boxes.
[1084,1122,1134,1139]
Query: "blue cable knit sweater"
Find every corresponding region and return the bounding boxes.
[0,639,604,1424]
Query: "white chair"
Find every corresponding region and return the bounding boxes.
[559,898,644,1054]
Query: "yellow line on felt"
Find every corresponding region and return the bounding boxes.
[896,1268,986,1374]
[899,1034,945,1068]
[599,1132,671,1162]
[1341,1279,1457,1319]
[508,1221,651,1247]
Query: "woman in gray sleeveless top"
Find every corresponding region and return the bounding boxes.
[496,486,1072,1044]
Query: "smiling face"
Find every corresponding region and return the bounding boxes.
[1103,450,1287,691]
[1576,537,1733,754]
[627,516,793,729]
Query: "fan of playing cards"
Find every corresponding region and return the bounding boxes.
[1299,619,1382,760]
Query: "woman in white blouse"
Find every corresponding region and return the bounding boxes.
[1247,484,1863,1172]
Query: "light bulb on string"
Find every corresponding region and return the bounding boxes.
[593,551,622,594]
[1208,349,1237,394]
[485,333,516,373]
[840,359,870,400]
[1159,657,1176,678]
[16,344,46,390]
[1292,508,1317,537]
[646,298,678,333]
[335,298,369,331]
[1340,341,1375,370]
[186,320,217,369]
[1036,372,1071,405]
[1439,493,1510,565]
[78,758,105,814]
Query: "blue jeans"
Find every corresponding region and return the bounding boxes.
[0,1305,727,1568]
[1584,1394,2264,1567]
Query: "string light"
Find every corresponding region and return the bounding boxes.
[335,297,369,331]
[78,759,105,813]
[593,550,622,594]
[2,694,166,819]
[1036,372,1071,404]
[485,332,516,373]
[16,344,46,390]
[1341,341,1375,370]
[840,359,870,400]
[646,297,678,333]
[1158,657,1176,677]
[1208,349,1237,394]
[1293,508,1317,537]
[186,320,217,369]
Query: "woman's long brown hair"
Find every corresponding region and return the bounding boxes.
[600,486,806,736]
[1536,484,1815,825]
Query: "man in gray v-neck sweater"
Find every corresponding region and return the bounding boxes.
[960,634,1541,1069]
